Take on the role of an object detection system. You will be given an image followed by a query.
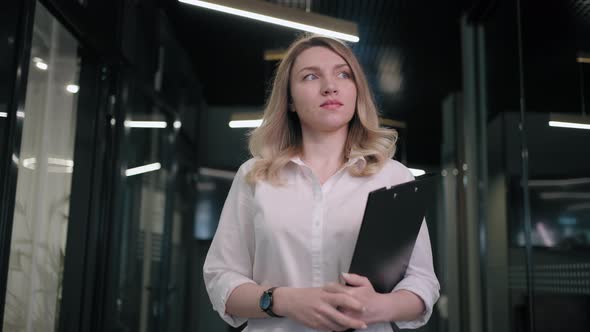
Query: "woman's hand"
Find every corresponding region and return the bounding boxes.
[323,273,389,325]
[273,287,368,331]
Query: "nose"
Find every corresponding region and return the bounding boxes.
[321,79,338,96]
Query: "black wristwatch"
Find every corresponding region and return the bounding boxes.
[259,287,283,318]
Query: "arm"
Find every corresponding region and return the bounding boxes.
[225,283,270,319]
[374,289,426,323]
[326,220,440,328]
[328,274,427,325]
[226,283,369,331]
[388,169,440,327]
[203,163,258,327]
[391,220,440,328]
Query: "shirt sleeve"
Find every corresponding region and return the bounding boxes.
[203,162,257,327]
[393,219,440,329]
[392,168,440,329]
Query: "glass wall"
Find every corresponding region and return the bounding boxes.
[2,2,80,330]
[0,1,20,168]
[0,1,201,331]
[520,1,590,331]
[480,2,590,332]
[106,82,174,332]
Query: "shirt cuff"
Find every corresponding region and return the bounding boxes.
[392,278,438,329]
[213,277,257,327]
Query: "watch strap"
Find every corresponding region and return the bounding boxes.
[262,287,283,318]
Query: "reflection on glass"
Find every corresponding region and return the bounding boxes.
[510,177,590,249]
[111,94,171,332]
[2,2,80,331]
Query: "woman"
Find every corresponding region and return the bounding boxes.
[203,34,439,332]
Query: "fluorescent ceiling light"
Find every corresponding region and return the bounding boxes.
[17,111,24,118]
[409,168,426,177]
[66,84,79,93]
[21,157,74,173]
[124,120,168,128]
[178,0,359,43]
[549,113,590,130]
[125,162,162,177]
[33,57,48,70]
[48,157,74,167]
[22,157,36,169]
[197,181,217,191]
[35,62,48,70]
[540,192,590,200]
[173,120,182,129]
[229,119,262,128]
[549,121,590,130]
[200,167,236,180]
[0,112,6,118]
[529,177,590,187]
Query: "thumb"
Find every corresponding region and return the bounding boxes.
[341,272,371,287]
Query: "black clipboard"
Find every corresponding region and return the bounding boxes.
[346,173,438,331]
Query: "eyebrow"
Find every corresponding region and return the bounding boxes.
[296,63,350,74]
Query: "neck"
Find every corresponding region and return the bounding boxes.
[300,126,348,168]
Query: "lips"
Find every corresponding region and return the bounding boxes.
[320,99,343,108]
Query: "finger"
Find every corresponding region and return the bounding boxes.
[322,305,368,330]
[341,272,371,287]
[311,306,348,331]
[323,282,353,295]
[327,293,365,313]
[339,308,363,320]
[317,314,348,332]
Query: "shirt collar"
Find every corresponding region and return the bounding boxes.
[289,155,366,169]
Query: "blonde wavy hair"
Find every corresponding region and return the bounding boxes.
[247,34,397,184]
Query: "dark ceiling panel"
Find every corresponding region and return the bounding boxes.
[568,0,590,51]
[164,0,464,167]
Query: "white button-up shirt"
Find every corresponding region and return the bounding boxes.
[203,157,440,331]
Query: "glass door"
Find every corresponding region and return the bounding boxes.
[2,2,81,330]
[106,78,179,332]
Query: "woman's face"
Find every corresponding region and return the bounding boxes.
[289,46,357,136]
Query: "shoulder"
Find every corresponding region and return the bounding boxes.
[229,158,259,195]
[379,159,415,183]
[237,158,258,175]
[233,158,259,184]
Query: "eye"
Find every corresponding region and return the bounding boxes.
[338,71,351,79]
[303,73,318,81]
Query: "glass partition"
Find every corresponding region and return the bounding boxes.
[2,2,80,330]
[520,2,590,331]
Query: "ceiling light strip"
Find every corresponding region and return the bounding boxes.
[124,121,168,128]
[125,162,162,177]
[548,121,590,130]
[229,119,263,128]
[178,0,359,42]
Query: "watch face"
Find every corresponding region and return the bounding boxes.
[259,293,271,310]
